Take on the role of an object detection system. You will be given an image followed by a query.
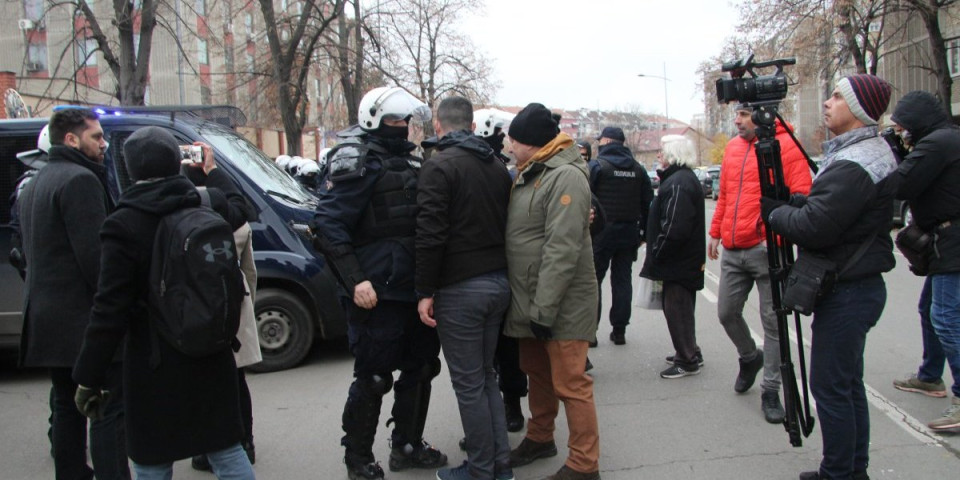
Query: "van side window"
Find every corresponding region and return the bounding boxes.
[108,132,134,192]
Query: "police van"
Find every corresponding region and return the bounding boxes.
[0,106,345,372]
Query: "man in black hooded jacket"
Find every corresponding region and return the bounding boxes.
[72,126,256,477]
[416,96,513,480]
[889,90,960,432]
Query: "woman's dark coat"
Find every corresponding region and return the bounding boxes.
[73,169,253,464]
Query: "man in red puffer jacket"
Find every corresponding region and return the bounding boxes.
[708,104,812,424]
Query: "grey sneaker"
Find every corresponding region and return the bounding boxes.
[761,390,785,424]
[928,396,960,431]
[660,364,700,379]
[893,374,947,398]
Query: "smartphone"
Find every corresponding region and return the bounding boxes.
[180,145,203,164]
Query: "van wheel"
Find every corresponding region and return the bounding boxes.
[247,289,315,373]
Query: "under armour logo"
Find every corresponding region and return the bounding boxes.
[203,242,235,262]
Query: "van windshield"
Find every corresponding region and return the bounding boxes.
[199,126,314,205]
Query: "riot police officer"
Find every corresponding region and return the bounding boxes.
[310,86,447,480]
[589,126,654,345]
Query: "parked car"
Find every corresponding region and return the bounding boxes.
[693,167,714,198]
[0,106,346,372]
[647,169,660,189]
[707,165,721,200]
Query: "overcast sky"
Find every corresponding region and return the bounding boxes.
[459,0,741,124]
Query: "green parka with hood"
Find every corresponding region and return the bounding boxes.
[503,135,599,341]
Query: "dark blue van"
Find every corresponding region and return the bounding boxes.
[0,106,345,372]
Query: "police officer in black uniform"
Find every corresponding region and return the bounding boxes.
[310,87,447,480]
[588,126,654,345]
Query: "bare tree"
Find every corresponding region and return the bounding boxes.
[369,0,499,134]
[897,0,957,114]
[258,0,344,155]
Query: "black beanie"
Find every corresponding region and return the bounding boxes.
[508,103,558,147]
[123,126,182,181]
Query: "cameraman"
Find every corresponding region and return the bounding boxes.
[761,74,897,480]
[888,90,960,432]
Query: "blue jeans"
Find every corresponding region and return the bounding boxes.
[915,278,947,385]
[131,443,254,480]
[810,275,885,480]
[434,271,511,480]
[930,273,960,397]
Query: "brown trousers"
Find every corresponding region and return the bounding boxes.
[519,338,600,473]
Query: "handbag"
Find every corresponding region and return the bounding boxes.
[782,236,875,316]
[895,223,933,276]
[635,277,663,310]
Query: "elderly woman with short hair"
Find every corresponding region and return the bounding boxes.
[640,135,707,379]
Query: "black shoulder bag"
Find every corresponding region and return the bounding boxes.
[782,236,875,316]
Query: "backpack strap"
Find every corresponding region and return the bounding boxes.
[198,189,212,208]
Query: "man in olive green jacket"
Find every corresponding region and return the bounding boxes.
[503,103,601,480]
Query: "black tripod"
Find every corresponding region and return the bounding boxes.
[751,103,817,447]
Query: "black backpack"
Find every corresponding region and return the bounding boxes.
[148,190,243,358]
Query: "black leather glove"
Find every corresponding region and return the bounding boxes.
[760,197,787,225]
[529,320,554,341]
[74,385,110,421]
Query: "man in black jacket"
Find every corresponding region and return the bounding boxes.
[72,126,256,478]
[588,127,654,345]
[17,108,130,480]
[417,96,513,480]
[762,74,896,480]
[889,90,960,431]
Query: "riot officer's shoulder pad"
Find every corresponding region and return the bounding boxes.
[328,142,378,181]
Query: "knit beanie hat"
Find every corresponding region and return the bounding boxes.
[508,103,558,147]
[123,126,182,181]
[837,74,892,126]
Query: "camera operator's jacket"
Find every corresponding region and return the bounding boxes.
[767,126,897,281]
[711,120,811,249]
[504,134,599,341]
[890,90,960,275]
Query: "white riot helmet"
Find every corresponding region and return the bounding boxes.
[318,148,332,167]
[16,125,51,168]
[275,154,292,169]
[358,86,432,132]
[473,109,516,138]
[286,156,305,174]
[297,159,320,176]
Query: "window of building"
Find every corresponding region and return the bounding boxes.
[245,13,254,37]
[198,38,209,65]
[76,37,97,66]
[27,42,47,71]
[196,0,206,16]
[281,0,288,11]
[23,0,43,21]
[949,39,960,77]
[246,51,255,72]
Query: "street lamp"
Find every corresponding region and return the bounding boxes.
[637,63,671,123]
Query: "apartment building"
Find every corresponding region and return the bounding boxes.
[0,0,349,156]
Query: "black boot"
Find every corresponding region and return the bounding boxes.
[343,375,391,480]
[388,372,447,471]
[504,395,525,432]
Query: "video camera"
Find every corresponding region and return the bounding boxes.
[715,54,795,105]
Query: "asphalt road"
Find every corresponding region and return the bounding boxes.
[1,200,958,479]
